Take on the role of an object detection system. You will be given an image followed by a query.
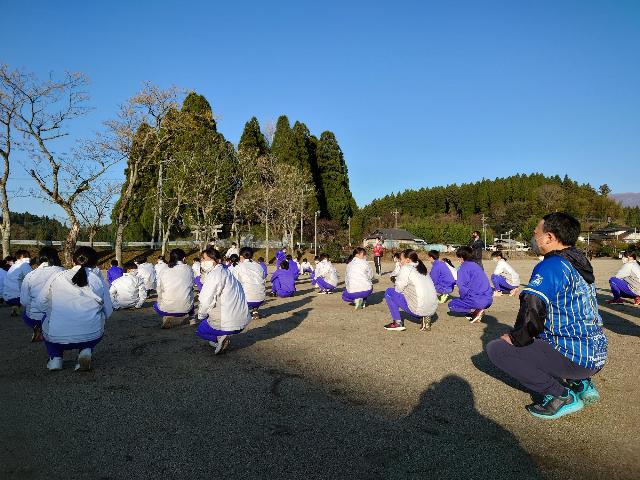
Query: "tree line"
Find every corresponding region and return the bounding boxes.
[351,174,639,244]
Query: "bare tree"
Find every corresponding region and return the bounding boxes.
[75,180,120,247]
[536,184,565,212]
[0,65,24,257]
[2,67,118,263]
[102,82,181,262]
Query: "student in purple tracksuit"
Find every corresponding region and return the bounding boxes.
[448,246,493,323]
[257,257,268,279]
[107,260,124,284]
[427,250,456,303]
[287,254,300,281]
[270,261,296,297]
[276,248,287,269]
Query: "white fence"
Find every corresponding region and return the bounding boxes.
[9,239,293,249]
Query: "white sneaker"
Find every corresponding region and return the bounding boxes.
[208,340,218,348]
[75,348,92,371]
[47,357,63,371]
[493,291,503,297]
[354,298,363,310]
[214,335,230,355]
[469,309,485,324]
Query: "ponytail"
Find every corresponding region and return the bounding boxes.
[402,249,428,276]
[71,247,98,287]
[168,248,187,268]
[443,258,455,268]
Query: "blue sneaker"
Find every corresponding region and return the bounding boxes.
[526,388,584,419]
[568,379,600,406]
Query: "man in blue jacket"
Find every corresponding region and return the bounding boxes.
[487,212,608,419]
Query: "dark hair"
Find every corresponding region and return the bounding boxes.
[456,246,474,261]
[491,251,505,259]
[168,248,187,268]
[542,212,581,246]
[15,249,30,259]
[443,258,455,268]
[123,261,137,271]
[4,255,15,263]
[428,250,440,260]
[71,247,98,287]
[111,259,119,267]
[240,247,254,259]
[157,255,166,262]
[231,242,237,246]
[297,254,302,261]
[303,258,308,262]
[286,254,293,260]
[472,231,481,237]
[314,255,319,261]
[202,246,222,262]
[352,247,366,257]
[38,246,62,267]
[319,253,328,261]
[257,256,265,263]
[0,259,7,271]
[137,255,148,264]
[229,254,239,266]
[401,249,428,275]
[393,252,401,260]
[280,260,289,270]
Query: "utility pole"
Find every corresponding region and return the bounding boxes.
[481,214,487,248]
[392,209,399,229]
[347,216,351,247]
[314,210,320,255]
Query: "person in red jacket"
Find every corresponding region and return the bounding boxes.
[373,237,384,277]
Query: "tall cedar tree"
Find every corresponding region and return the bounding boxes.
[316,131,356,225]
[238,117,270,159]
[270,115,296,165]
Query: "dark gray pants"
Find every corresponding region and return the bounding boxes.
[486,338,598,397]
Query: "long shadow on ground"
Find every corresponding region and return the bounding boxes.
[595,291,640,337]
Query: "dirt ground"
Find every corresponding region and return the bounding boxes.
[1,258,638,480]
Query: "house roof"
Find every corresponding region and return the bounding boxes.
[365,228,417,241]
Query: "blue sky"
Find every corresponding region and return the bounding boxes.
[2,0,639,220]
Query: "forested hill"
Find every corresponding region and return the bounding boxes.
[6,212,69,241]
[351,173,640,243]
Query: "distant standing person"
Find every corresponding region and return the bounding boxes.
[468,230,485,268]
[486,212,608,419]
[373,237,384,277]
[225,242,239,259]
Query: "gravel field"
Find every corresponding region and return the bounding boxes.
[1,258,639,480]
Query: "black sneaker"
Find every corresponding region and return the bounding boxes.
[526,388,584,419]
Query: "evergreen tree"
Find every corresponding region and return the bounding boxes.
[238,116,269,159]
[271,115,296,165]
[316,131,356,225]
[181,92,216,131]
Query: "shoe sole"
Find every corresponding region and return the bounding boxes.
[470,312,484,324]
[215,337,231,355]
[580,392,600,406]
[78,354,92,371]
[384,326,406,331]
[527,399,584,419]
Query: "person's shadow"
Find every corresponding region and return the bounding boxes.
[378,375,541,479]
[595,290,640,337]
[233,307,312,351]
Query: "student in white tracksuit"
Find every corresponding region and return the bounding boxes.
[389,253,401,283]
[312,254,339,293]
[0,264,7,299]
[342,247,374,309]
[490,252,521,296]
[384,249,438,332]
[233,247,266,319]
[607,251,640,304]
[35,247,113,371]
[135,256,156,291]
[110,261,147,309]
[195,247,251,355]
[300,259,314,275]
[4,249,32,314]
[19,247,65,342]
[154,249,194,328]
[155,256,169,278]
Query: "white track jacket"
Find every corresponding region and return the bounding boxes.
[156,262,194,314]
[345,257,373,293]
[233,260,266,303]
[37,266,113,344]
[20,263,65,321]
[198,264,251,332]
[394,264,438,317]
[110,272,147,309]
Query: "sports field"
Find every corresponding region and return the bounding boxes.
[1,259,638,480]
